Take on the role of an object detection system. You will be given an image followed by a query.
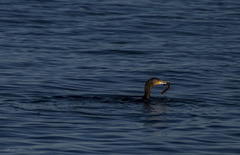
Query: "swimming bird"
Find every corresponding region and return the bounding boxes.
[143,78,170,100]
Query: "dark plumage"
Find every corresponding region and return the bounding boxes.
[143,78,170,99]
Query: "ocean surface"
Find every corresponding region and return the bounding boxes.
[0,0,240,154]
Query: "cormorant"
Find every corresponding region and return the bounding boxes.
[143,78,170,99]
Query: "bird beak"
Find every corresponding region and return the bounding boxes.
[156,80,168,85]
[156,80,170,94]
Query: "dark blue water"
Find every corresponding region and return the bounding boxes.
[1,1,240,154]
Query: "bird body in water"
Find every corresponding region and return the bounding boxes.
[143,78,170,100]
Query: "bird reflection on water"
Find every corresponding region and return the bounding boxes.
[142,100,169,135]
[141,77,171,131]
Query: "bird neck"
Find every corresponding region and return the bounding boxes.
[143,83,153,99]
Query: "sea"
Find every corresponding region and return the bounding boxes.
[0,0,239,154]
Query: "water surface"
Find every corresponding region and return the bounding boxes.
[0,0,240,154]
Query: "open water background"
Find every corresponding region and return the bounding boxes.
[0,0,240,154]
